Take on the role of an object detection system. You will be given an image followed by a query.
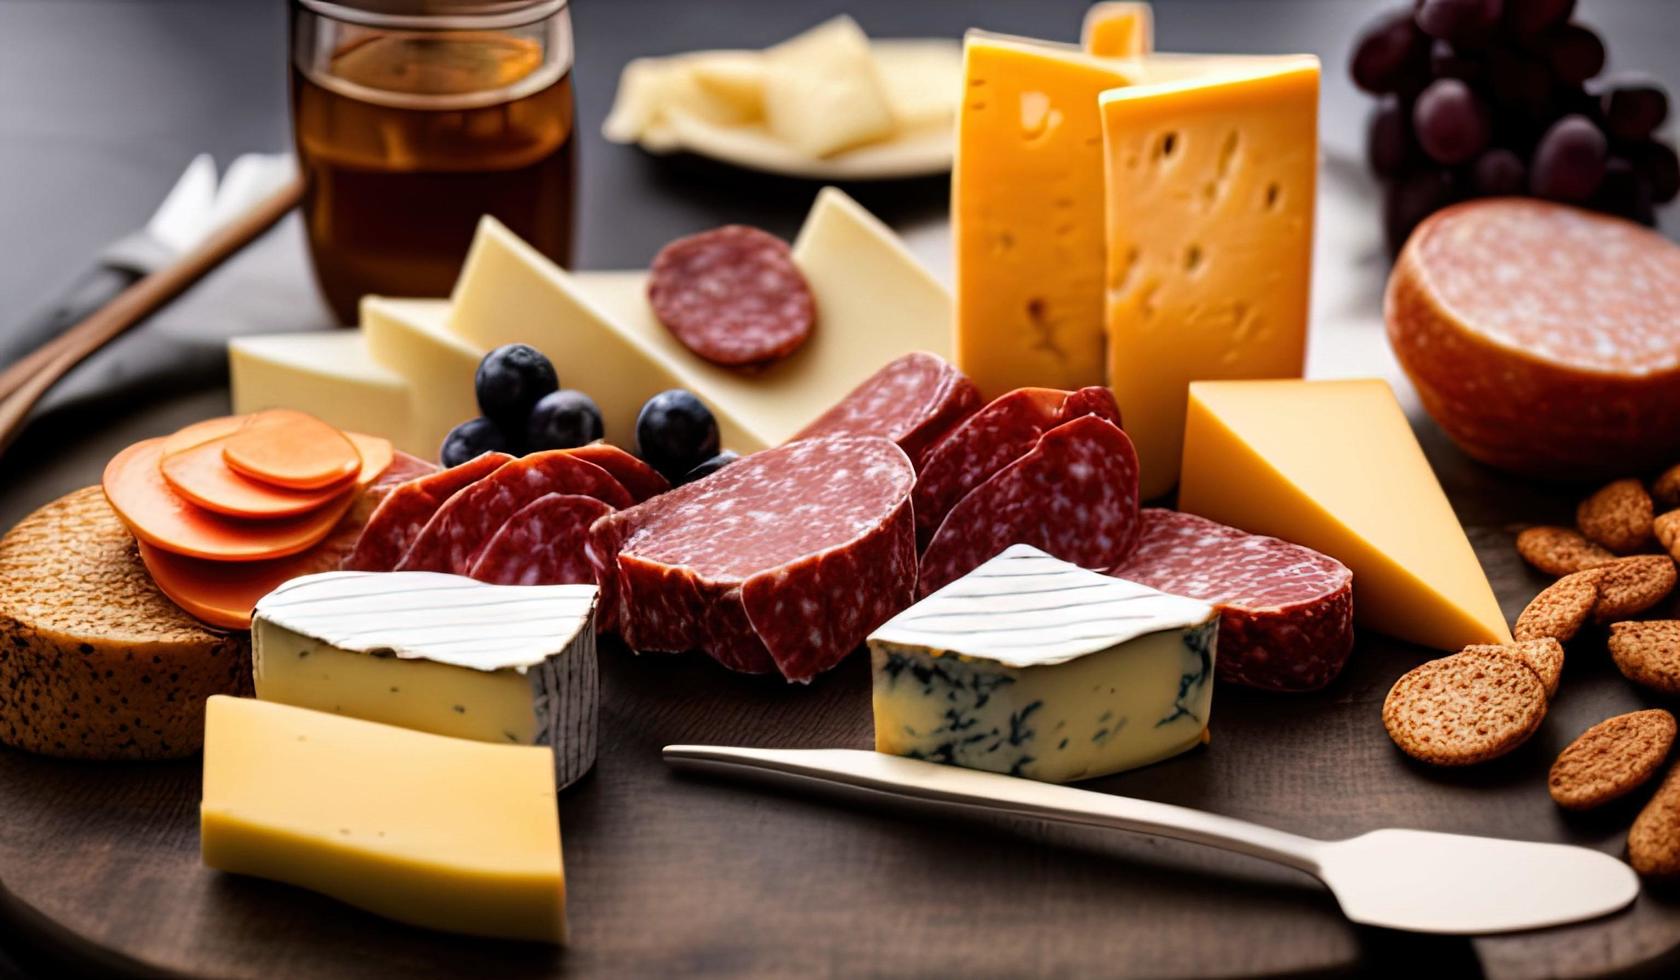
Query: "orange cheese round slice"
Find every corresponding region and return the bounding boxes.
[159,430,392,520]
[222,410,362,490]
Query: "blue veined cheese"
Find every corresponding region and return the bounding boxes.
[869,544,1217,783]
[252,571,598,790]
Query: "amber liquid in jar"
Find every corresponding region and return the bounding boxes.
[292,30,576,322]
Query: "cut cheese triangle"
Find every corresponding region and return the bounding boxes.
[1177,379,1511,651]
[360,296,482,459]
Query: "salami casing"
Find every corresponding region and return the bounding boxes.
[588,435,917,682]
[913,386,1122,549]
[343,452,510,572]
[918,415,1141,597]
[790,352,982,470]
[647,225,815,367]
[563,443,669,502]
[467,493,614,586]
[1110,509,1355,692]
[398,451,633,575]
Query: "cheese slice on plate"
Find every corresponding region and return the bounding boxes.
[229,332,414,455]
[360,296,482,460]
[763,15,896,157]
[870,544,1218,783]
[1178,379,1511,651]
[201,695,566,943]
[252,571,600,789]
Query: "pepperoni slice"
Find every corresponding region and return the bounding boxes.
[647,225,816,367]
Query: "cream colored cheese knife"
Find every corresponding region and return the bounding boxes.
[663,745,1639,935]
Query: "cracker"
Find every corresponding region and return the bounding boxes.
[1577,478,1654,554]
[1655,511,1680,561]
[1382,650,1548,766]
[1515,526,1615,577]
[1654,464,1680,510]
[1513,572,1599,643]
[1549,709,1676,810]
[1593,556,1678,623]
[1629,761,1680,877]
[1464,639,1564,699]
[1609,621,1680,696]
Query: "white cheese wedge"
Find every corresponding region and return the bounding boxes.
[869,545,1218,783]
[252,571,600,790]
[763,16,896,157]
[229,332,414,453]
[360,296,482,459]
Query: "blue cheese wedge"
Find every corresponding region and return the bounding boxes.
[870,545,1217,782]
[252,571,599,789]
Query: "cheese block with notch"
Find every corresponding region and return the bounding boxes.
[869,544,1218,783]
[201,695,566,944]
[252,571,599,789]
[360,296,482,460]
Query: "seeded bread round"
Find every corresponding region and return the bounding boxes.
[1609,621,1680,696]
[1592,556,1677,623]
[1655,511,1680,561]
[1382,651,1548,766]
[1549,709,1676,810]
[1514,572,1599,643]
[1629,762,1680,877]
[1577,479,1654,554]
[1515,526,1615,577]
[1464,639,1564,699]
[0,487,251,759]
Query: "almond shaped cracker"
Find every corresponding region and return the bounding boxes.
[1514,572,1600,643]
[1577,478,1655,554]
[1655,510,1680,561]
[1629,761,1680,877]
[1549,709,1676,810]
[1609,621,1680,696]
[1382,651,1549,766]
[1464,639,1564,699]
[1593,556,1678,623]
[1515,526,1615,577]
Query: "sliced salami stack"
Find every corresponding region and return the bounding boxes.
[1109,509,1355,692]
[791,352,981,470]
[588,435,917,682]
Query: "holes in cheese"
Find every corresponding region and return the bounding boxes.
[223,410,363,491]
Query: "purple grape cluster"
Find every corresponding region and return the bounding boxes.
[1351,0,1677,253]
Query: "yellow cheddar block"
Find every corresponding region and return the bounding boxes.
[1082,2,1154,58]
[1178,380,1511,651]
[1101,59,1319,499]
[200,696,565,944]
[953,32,1141,399]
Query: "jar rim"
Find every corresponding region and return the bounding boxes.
[295,0,568,31]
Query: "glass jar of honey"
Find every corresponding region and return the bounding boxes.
[289,0,576,323]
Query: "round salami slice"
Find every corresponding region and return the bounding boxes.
[1110,509,1355,692]
[647,225,815,367]
[562,443,669,503]
[467,493,615,587]
[343,452,510,572]
[918,415,1141,598]
[588,435,917,682]
[914,386,1121,549]
[1389,198,1680,477]
[791,351,982,470]
[397,450,633,575]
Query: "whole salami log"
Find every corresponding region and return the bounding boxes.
[790,352,982,470]
[913,386,1122,549]
[647,225,816,367]
[918,415,1141,597]
[587,435,917,682]
[468,493,614,586]
[563,443,669,503]
[1110,509,1355,692]
[398,451,633,575]
[1389,198,1680,478]
[343,452,511,572]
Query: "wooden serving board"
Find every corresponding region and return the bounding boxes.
[1,393,1679,978]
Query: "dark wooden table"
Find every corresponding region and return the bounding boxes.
[4,1,1680,977]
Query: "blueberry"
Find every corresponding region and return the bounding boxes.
[680,451,740,485]
[635,389,720,481]
[475,344,558,430]
[527,389,604,451]
[441,417,515,467]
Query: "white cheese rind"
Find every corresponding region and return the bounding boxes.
[869,545,1218,783]
[252,571,600,789]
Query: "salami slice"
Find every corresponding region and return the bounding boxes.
[343,452,511,572]
[647,225,815,367]
[398,451,633,575]
[790,352,982,469]
[918,415,1141,598]
[467,493,615,586]
[1109,509,1354,692]
[563,443,669,502]
[588,435,916,682]
[914,386,1121,549]
[367,452,440,499]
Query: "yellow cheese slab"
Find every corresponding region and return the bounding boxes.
[361,296,483,460]
[953,31,1141,399]
[450,187,950,452]
[1082,2,1154,58]
[1178,380,1511,651]
[228,332,415,455]
[200,696,565,944]
[1101,58,1319,499]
